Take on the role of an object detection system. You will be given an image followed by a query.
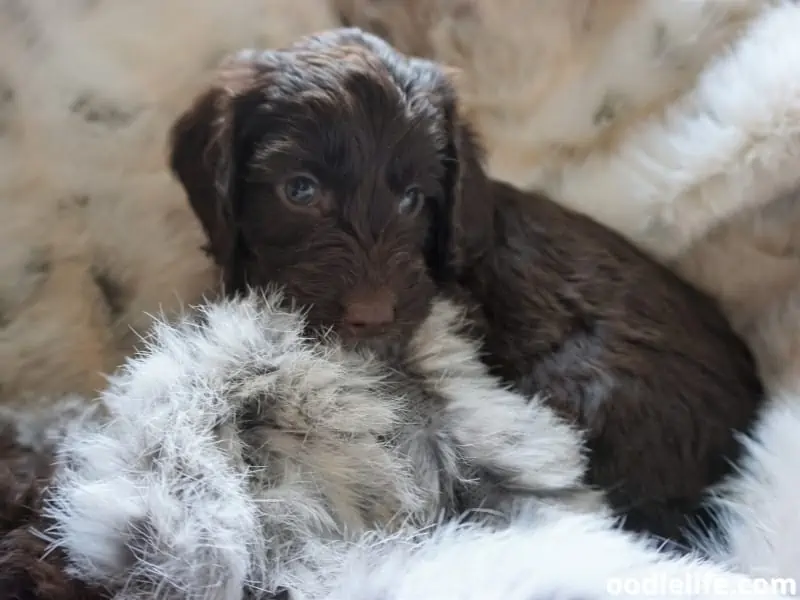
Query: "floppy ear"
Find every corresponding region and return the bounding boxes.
[428,68,493,282]
[168,53,261,293]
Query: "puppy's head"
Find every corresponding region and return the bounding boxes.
[169,28,491,352]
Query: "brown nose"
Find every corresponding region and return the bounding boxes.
[342,288,396,333]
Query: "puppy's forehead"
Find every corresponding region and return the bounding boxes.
[243,41,450,184]
[263,43,446,139]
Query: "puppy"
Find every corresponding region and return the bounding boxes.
[168,28,766,545]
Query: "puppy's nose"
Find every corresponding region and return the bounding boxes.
[342,288,396,333]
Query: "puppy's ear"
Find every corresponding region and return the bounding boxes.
[429,67,493,281]
[168,52,261,292]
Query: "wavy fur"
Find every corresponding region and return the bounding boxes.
[41,291,595,599]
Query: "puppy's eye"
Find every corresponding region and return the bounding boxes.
[280,174,320,207]
[398,185,425,216]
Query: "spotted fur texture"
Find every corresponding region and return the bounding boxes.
[0,0,337,407]
[40,291,595,599]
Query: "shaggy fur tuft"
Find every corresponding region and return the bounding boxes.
[41,291,594,599]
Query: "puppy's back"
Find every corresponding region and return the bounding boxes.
[466,180,764,543]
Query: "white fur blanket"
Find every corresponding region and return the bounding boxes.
[3,293,795,600]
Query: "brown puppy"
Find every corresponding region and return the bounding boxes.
[169,28,765,545]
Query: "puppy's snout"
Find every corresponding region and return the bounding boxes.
[342,287,396,334]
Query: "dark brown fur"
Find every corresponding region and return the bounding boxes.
[461,182,764,544]
[169,28,765,545]
[0,430,106,600]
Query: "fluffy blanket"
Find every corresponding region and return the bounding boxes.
[1,293,798,600]
[0,0,337,405]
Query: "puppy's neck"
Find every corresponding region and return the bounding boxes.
[451,180,532,314]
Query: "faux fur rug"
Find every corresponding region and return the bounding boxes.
[0,293,797,599]
[0,0,337,405]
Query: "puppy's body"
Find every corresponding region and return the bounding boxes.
[461,181,764,540]
[168,28,765,545]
